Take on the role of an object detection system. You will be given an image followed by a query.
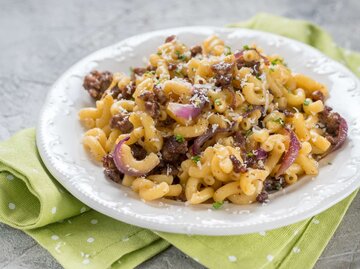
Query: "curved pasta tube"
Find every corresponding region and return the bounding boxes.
[187,58,200,82]
[202,35,224,56]
[122,175,135,187]
[261,134,286,152]
[284,163,303,185]
[139,182,170,201]
[139,112,163,153]
[303,100,324,115]
[292,112,310,141]
[189,187,214,204]
[286,88,306,107]
[228,180,263,205]
[242,82,266,105]
[213,182,241,202]
[95,95,114,128]
[185,177,201,201]
[163,80,193,97]
[264,141,286,176]
[174,118,208,138]
[294,74,329,98]
[239,169,268,195]
[111,100,135,115]
[147,175,173,185]
[295,142,318,175]
[82,128,107,161]
[156,60,170,81]
[119,143,160,174]
[165,185,183,197]
[106,129,121,152]
[83,136,107,162]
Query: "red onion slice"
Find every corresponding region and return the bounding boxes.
[320,114,348,159]
[254,148,268,160]
[113,137,159,177]
[167,102,202,124]
[242,105,264,118]
[234,49,269,65]
[330,116,348,152]
[191,126,233,155]
[275,127,301,177]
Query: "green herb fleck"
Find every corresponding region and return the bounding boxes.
[174,70,184,78]
[271,59,282,66]
[175,134,185,143]
[273,118,285,126]
[246,152,254,157]
[275,182,282,190]
[175,50,187,61]
[191,155,201,163]
[246,105,253,112]
[157,51,162,56]
[225,45,232,56]
[214,99,222,106]
[256,75,262,81]
[243,45,250,50]
[245,129,253,137]
[145,70,155,76]
[303,99,311,106]
[212,201,224,209]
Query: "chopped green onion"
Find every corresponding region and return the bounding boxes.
[273,118,285,126]
[191,155,201,163]
[212,201,224,209]
[225,45,232,56]
[303,99,311,106]
[174,70,184,78]
[271,59,282,66]
[175,50,187,61]
[246,152,254,157]
[145,70,155,75]
[245,129,253,137]
[157,51,162,56]
[243,45,250,50]
[214,99,222,106]
[175,134,185,143]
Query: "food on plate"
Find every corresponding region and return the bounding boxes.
[79,35,347,206]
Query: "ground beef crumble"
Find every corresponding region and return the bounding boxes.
[138,91,161,118]
[102,154,123,183]
[110,113,133,133]
[161,136,188,163]
[130,144,147,160]
[83,70,113,100]
[190,45,202,57]
[211,61,234,87]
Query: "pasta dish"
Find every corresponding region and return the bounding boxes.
[79,35,347,207]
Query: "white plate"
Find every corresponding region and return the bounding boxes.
[37,27,360,235]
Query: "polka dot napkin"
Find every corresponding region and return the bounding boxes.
[0,14,359,269]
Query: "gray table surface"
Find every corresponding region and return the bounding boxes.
[1,0,360,268]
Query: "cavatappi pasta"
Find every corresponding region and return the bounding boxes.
[79,35,348,207]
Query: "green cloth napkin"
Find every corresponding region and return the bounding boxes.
[1,13,360,269]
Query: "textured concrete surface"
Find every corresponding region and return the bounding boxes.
[0,0,360,268]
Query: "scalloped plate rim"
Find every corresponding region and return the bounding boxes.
[36,26,360,235]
